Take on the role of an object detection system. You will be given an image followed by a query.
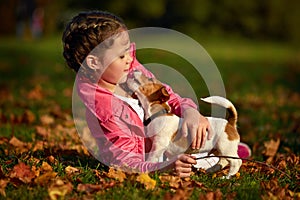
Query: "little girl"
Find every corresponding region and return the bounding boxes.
[62,10,250,177]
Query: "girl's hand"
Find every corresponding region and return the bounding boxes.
[180,108,212,149]
[173,154,197,177]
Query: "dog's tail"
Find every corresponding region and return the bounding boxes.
[201,96,238,128]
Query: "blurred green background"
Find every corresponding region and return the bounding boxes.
[0,0,299,152]
[1,0,300,42]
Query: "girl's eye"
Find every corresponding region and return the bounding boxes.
[120,55,125,59]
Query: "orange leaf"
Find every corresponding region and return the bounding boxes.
[159,174,181,189]
[35,126,51,138]
[32,141,45,152]
[22,110,36,124]
[107,167,126,182]
[173,188,193,200]
[41,162,53,173]
[9,136,30,153]
[136,173,156,190]
[40,114,55,125]
[0,179,9,197]
[9,162,36,183]
[27,85,43,100]
[199,189,222,200]
[9,137,24,147]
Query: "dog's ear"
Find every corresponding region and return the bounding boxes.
[160,87,170,102]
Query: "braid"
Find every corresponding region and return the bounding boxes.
[62,11,127,74]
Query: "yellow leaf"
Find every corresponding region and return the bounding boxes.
[35,172,57,186]
[48,179,73,200]
[107,167,126,182]
[41,162,53,173]
[235,172,241,179]
[65,166,80,176]
[212,173,217,179]
[136,173,156,190]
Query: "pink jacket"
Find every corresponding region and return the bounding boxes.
[76,43,198,172]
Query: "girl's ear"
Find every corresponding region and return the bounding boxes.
[85,55,101,71]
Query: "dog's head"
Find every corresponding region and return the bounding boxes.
[120,70,170,104]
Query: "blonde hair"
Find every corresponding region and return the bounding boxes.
[62,11,127,76]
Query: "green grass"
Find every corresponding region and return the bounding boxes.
[0,35,299,199]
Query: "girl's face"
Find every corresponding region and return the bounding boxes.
[99,31,133,89]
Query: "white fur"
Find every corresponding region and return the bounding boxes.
[126,71,242,178]
[146,96,242,178]
[201,96,234,109]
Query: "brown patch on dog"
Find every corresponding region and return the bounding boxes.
[225,123,240,141]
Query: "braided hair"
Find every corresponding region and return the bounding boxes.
[62,11,127,76]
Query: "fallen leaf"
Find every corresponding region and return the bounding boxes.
[172,188,193,200]
[77,183,102,194]
[9,162,36,183]
[0,179,9,197]
[22,110,36,124]
[106,168,126,182]
[65,166,80,176]
[0,137,8,145]
[35,126,51,138]
[159,174,181,189]
[199,189,222,200]
[32,141,45,152]
[41,162,53,173]
[34,172,57,186]
[136,173,156,190]
[9,136,31,153]
[262,138,280,163]
[48,179,73,200]
[27,85,43,100]
[40,114,55,125]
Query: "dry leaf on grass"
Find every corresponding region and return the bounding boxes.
[40,114,55,125]
[27,85,43,100]
[77,183,102,194]
[199,189,223,200]
[106,168,126,182]
[34,172,57,186]
[9,136,31,153]
[0,179,9,197]
[22,110,36,124]
[65,166,80,176]
[136,173,156,190]
[262,138,280,163]
[41,161,53,173]
[159,174,182,189]
[48,179,73,200]
[9,162,36,184]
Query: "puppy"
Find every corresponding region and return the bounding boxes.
[122,70,242,178]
